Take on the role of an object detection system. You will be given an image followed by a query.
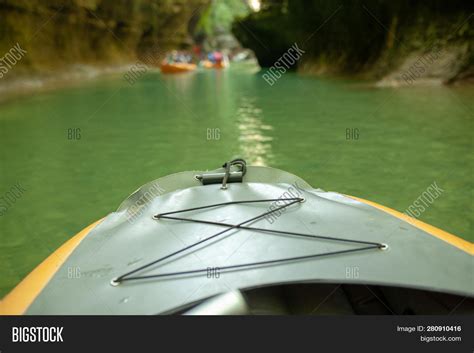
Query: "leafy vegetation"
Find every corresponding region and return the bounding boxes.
[196,0,250,37]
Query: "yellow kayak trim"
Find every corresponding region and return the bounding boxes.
[348,195,473,255]
[0,218,103,315]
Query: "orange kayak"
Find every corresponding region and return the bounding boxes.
[160,62,197,74]
[201,60,229,69]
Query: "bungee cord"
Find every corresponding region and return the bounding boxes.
[113,197,385,285]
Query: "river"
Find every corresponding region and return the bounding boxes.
[0,64,472,296]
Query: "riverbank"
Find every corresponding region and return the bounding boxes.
[0,58,470,106]
[0,64,153,104]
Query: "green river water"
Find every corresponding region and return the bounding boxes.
[0,65,473,297]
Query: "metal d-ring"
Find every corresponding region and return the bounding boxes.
[221,159,247,190]
[110,278,120,287]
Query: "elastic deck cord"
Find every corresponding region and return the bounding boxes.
[113,197,385,285]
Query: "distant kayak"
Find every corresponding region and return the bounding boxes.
[160,62,197,74]
[201,59,229,69]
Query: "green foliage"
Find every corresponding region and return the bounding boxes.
[197,0,250,36]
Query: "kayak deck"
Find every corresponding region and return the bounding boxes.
[2,165,472,314]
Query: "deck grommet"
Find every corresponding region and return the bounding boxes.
[110,278,120,287]
[380,243,389,251]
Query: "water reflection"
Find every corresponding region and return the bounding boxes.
[160,71,196,94]
[236,97,273,166]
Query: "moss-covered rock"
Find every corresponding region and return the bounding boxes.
[0,0,208,78]
[233,0,474,84]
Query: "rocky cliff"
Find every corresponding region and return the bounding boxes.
[0,0,208,78]
[233,0,474,85]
